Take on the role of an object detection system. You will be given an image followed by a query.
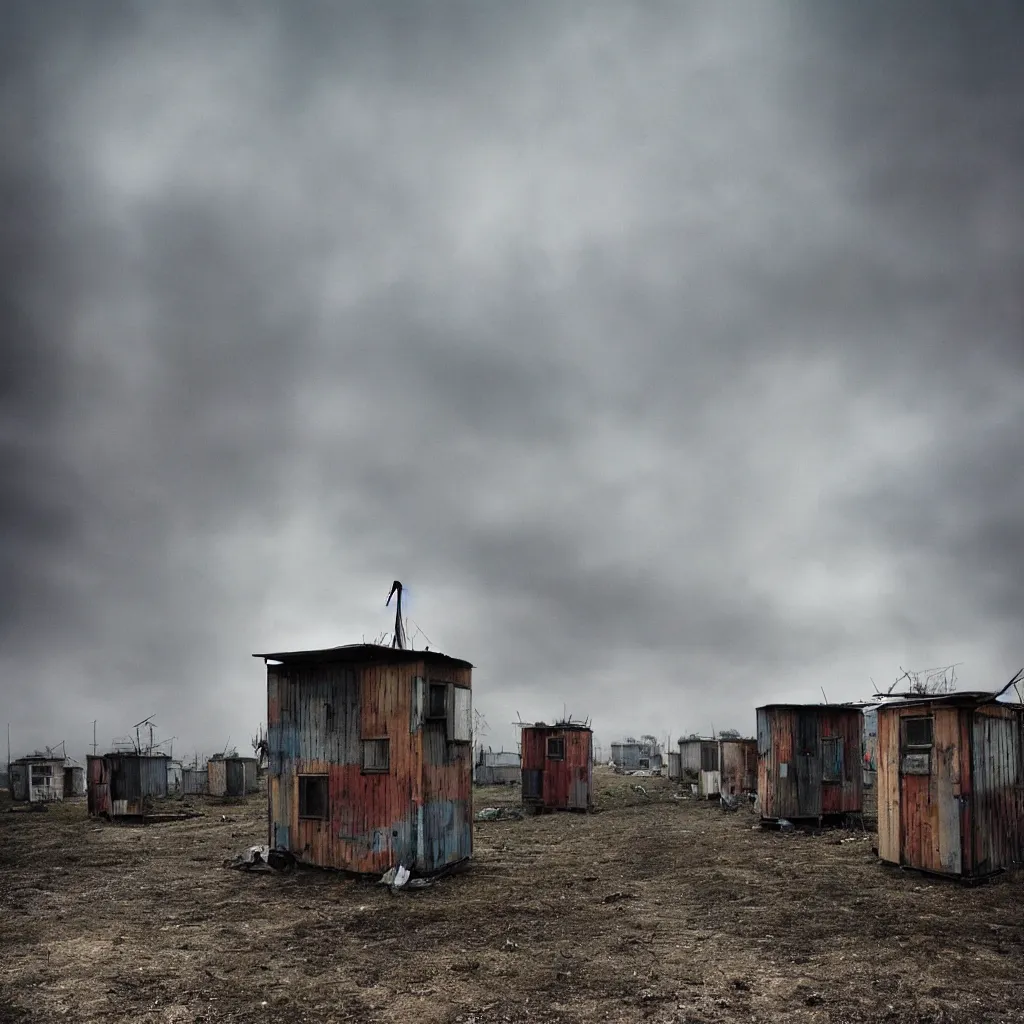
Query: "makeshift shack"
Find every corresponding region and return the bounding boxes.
[520,721,593,812]
[610,741,642,771]
[258,642,474,876]
[474,748,521,786]
[87,753,170,819]
[678,738,720,797]
[182,767,208,795]
[10,755,65,804]
[756,704,863,823]
[719,738,757,798]
[208,755,259,797]
[876,692,1024,880]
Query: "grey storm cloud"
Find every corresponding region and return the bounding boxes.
[1,1,1022,759]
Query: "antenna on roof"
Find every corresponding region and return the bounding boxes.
[821,687,829,704]
[132,715,157,755]
[386,581,406,650]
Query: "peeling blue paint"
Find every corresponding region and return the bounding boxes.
[420,799,471,872]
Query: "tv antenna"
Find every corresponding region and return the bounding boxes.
[132,716,157,754]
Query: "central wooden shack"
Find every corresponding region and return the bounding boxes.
[258,643,473,876]
[756,703,863,822]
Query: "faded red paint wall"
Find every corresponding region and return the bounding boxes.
[267,653,473,874]
[521,726,592,811]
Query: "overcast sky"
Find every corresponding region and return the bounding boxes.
[2,1,1022,762]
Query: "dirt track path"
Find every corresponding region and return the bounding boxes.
[2,772,1023,1023]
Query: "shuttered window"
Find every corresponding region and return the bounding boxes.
[361,738,390,774]
[821,737,843,782]
[700,745,719,772]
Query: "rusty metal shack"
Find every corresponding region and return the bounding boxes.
[678,738,720,797]
[756,704,863,823]
[257,643,474,876]
[10,755,66,804]
[719,738,757,798]
[520,722,593,812]
[87,753,170,819]
[876,692,1024,881]
[208,755,259,797]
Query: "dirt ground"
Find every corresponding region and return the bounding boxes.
[2,768,1024,1024]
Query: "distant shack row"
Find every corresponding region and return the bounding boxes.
[13,634,1021,885]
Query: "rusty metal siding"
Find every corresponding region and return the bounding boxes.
[970,704,1024,877]
[757,706,862,820]
[720,740,757,796]
[266,655,472,875]
[87,756,110,816]
[86,754,168,817]
[521,727,592,811]
[139,757,169,800]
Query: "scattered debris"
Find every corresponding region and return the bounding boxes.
[379,865,434,893]
[720,793,741,812]
[777,819,795,832]
[224,845,295,873]
[475,807,524,821]
[380,865,411,888]
[631,785,649,797]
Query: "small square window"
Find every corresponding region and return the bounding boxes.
[298,775,328,819]
[362,738,390,774]
[547,737,565,761]
[902,717,933,749]
[427,683,447,720]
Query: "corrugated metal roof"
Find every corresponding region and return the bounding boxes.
[252,642,473,669]
[872,691,1021,709]
[756,702,869,712]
